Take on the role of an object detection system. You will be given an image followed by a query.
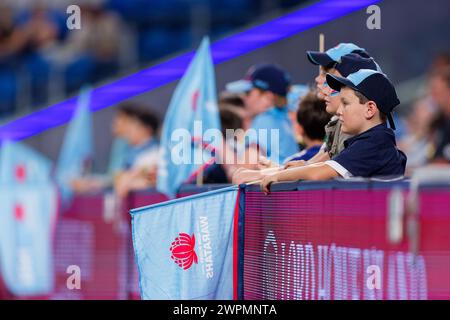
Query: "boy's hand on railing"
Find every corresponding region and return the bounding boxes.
[232,168,262,185]
[261,173,279,194]
[257,156,275,169]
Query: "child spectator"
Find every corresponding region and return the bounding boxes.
[284,91,331,162]
[260,69,407,193]
[226,64,299,165]
[232,91,330,184]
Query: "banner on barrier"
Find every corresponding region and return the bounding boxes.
[131,186,239,300]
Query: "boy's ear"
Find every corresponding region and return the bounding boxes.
[365,101,378,119]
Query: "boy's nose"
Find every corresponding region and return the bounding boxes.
[315,73,324,87]
[314,75,321,87]
[336,104,344,117]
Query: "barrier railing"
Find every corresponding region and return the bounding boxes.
[2,179,450,300]
[241,179,450,300]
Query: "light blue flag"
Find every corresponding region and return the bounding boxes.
[0,140,53,185]
[55,86,93,204]
[131,186,239,300]
[0,141,57,296]
[157,37,221,198]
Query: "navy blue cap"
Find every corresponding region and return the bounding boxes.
[335,53,381,77]
[226,64,291,97]
[326,69,400,130]
[307,43,370,68]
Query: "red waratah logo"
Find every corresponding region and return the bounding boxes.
[170,233,198,270]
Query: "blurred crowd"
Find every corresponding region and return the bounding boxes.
[0,1,122,116]
[71,47,450,198]
[0,0,302,118]
[1,0,449,197]
[398,53,450,172]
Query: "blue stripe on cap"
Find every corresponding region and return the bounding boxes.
[254,79,270,90]
[326,43,365,62]
[226,80,253,93]
[347,69,380,86]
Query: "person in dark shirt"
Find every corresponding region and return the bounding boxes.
[297,50,381,166]
[260,69,407,193]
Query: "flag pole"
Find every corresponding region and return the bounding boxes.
[196,168,204,186]
[319,33,325,73]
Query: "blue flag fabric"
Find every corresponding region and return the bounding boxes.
[131,186,239,300]
[157,37,221,198]
[55,86,93,204]
[0,140,53,184]
[0,141,57,296]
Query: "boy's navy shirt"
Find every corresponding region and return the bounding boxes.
[331,123,407,178]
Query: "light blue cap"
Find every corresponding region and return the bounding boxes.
[327,43,366,62]
[287,84,309,112]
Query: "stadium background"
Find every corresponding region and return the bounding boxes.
[0,0,448,170]
[1,0,450,300]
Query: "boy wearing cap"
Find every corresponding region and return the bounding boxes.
[260,69,407,193]
[286,48,381,168]
[315,53,381,160]
[232,54,382,184]
[225,64,299,166]
[307,43,372,100]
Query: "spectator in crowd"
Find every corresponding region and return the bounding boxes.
[398,97,437,172]
[1,3,55,114]
[107,106,132,176]
[259,69,407,193]
[286,84,309,145]
[260,52,381,171]
[0,3,20,116]
[397,53,450,172]
[71,103,132,193]
[72,102,159,197]
[0,1,128,117]
[113,103,161,198]
[219,91,250,130]
[284,91,331,162]
[0,3,27,59]
[233,90,331,184]
[429,52,450,74]
[55,2,122,94]
[225,63,299,167]
[294,44,377,165]
[307,43,372,100]
[188,106,245,184]
[17,3,59,106]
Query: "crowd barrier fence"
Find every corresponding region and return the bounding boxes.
[1,180,450,300]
